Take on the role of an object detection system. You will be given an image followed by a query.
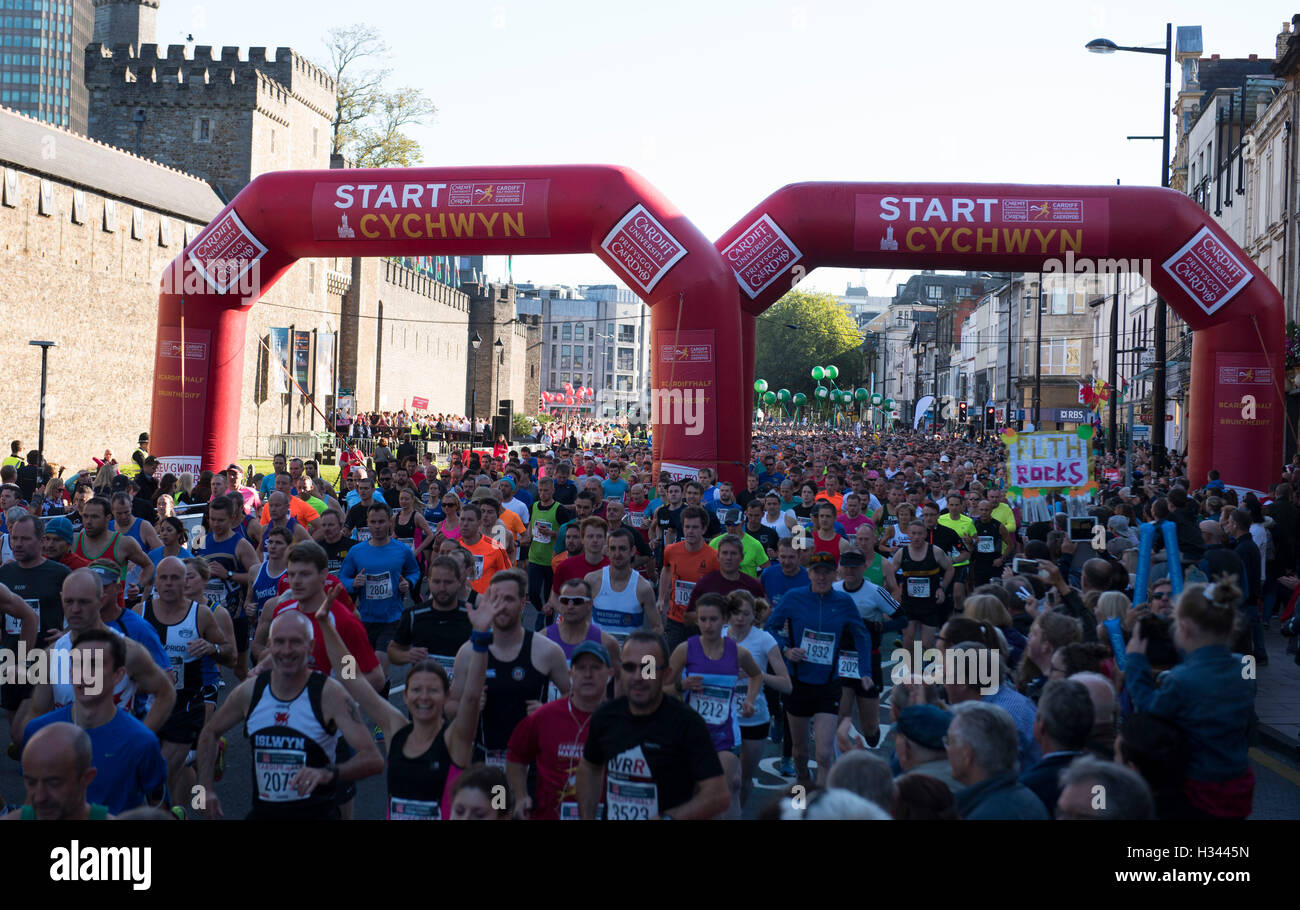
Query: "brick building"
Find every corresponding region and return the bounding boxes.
[0,0,539,466]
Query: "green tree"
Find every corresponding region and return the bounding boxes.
[755,290,864,399]
[322,25,437,168]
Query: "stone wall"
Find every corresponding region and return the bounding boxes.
[0,164,210,468]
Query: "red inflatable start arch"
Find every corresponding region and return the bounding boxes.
[152,171,1282,493]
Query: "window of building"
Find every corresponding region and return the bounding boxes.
[618,324,635,343]
[604,348,613,372]
[550,344,556,364]
[561,323,571,341]
[616,375,634,392]
[617,347,634,371]
[551,326,557,340]
[955,286,970,298]
[573,346,583,369]
[1022,338,1082,375]
[574,322,584,338]
[560,344,571,369]
[196,117,211,143]
[926,285,943,299]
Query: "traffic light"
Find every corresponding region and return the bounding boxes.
[984,405,996,428]
[958,401,968,422]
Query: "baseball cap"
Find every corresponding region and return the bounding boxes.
[570,640,611,667]
[720,508,742,526]
[43,515,74,545]
[867,471,880,480]
[897,704,951,751]
[807,551,837,571]
[940,454,950,463]
[838,548,867,568]
[88,558,122,586]
[110,474,131,492]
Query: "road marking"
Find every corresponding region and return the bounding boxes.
[1250,747,1300,786]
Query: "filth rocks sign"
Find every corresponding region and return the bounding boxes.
[1007,432,1090,488]
[853,194,1109,258]
[312,179,551,243]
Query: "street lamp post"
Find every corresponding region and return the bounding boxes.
[470,331,482,444]
[493,337,504,441]
[29,340,55,460]
[1032,274,1044,427]
[1087,22,1173,473]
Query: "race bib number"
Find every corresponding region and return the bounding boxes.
[5,597,38,636]
[837,651,860,679]
[605,779,657,820]
[606,494,624,503]
[389,797,440,820]
[689,684,733,724]
[365,572,394,601]
[484,749,508,770]
[906,577,931,599]
[559,801,602,821]
[977,536,995,554]
[673,580,695,606]
[629,512,644,528]
[801,628,835,665]
[433,654,456,683]
[473,554,485,580]
[355,529,372,543]
[255,748,307,802]
[170,655,185,689]
[204,579,227,611]
[533,520,553,545]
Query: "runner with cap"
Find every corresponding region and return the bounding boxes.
[711,505,770,578]
[507,639,613,819]
[41,515,89,571]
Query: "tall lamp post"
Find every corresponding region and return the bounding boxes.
[29,340,55,461]
[470,331,482,444]
[493,337,504,441]
[1087,22,1173,473]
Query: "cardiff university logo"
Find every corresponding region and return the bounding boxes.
[338,215,356,239]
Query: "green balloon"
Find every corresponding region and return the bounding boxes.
[826,365,839,380]
[870,392,883,407]
[815,387,829,399]
[762,390,776,404]
[884,398,896,411]
[793,392,807,406]
[754,379,768,393]
[854,388,869,402]
[778,388,791,402]
[811,366,825,381]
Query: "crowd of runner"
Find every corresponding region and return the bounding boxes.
[0,419,1294,820]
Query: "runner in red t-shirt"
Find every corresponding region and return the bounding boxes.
[506,640,612,819]
[251,544,381,688]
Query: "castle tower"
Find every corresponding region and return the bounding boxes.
[92,0,158,51]
[84,43,336,199]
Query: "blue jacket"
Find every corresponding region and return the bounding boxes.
[764,586,872,686]
[1125,645,1254,782]
[1018,751,1081,816]
[1228,535,1261,603]
[955,772,1050,820]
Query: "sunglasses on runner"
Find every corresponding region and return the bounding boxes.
[558,596,590,605]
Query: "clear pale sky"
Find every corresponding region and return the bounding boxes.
[159,0,1281,297]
